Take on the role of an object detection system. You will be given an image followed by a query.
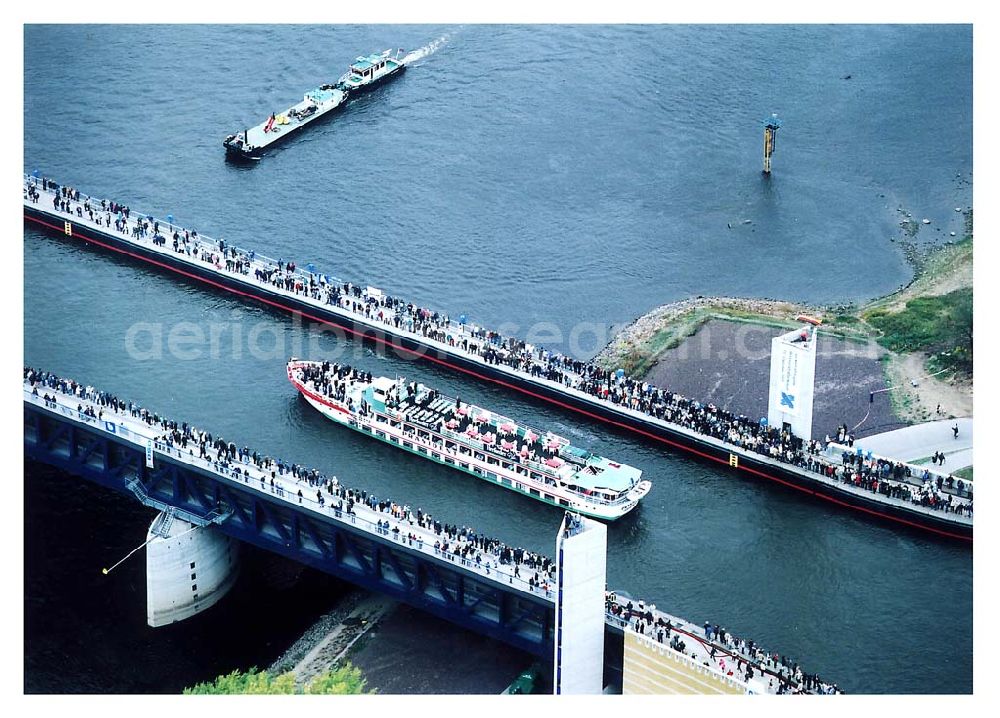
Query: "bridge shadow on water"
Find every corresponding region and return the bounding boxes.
[24,460,351,694]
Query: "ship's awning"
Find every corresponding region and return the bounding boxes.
[371,376,395,393]
[305,88,340,104]
[563,445,591,460]
[571,455,643,493]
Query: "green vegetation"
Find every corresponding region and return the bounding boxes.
[864,287,972,372]
[599,223,973,423]
[183,663,370,695]
[303,664,370,694]
[618,323,699,377]
[954,466,974,482]
[878,355,914,419]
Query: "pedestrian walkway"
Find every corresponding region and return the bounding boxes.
[858,418,973,470]
[23,175,971,530]
[24,365,838,694]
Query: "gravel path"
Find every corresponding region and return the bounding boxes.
[268,590,393,686]
[269,591,533,694]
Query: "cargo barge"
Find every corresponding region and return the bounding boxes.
[223,49,407,160]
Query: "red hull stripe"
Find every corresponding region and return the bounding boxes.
[25,212,972,542]
[288,374,351,416]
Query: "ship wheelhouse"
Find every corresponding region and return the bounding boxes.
[349,54,388,83]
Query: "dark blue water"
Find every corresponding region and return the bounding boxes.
[24,24,972,693]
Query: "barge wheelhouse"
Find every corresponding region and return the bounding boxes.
[337,49,407,93]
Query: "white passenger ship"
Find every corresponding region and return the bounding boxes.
[287,359,652,520]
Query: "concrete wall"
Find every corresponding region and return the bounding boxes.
[553,513,607,695]
[146,512,239,627]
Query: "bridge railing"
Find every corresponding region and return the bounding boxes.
[24,175,760,451]
[23,386,555,602]
[24,177,971,527]
[24,174,349,290]
[825,441,972,495]
[605,606,823,694]
[23,384,827,694]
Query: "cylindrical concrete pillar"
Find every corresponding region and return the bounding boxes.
[146,512,239,627]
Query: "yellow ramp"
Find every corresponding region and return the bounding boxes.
[622,631,747,695]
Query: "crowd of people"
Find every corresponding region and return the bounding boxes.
[27,364,839,694]
[830,450,972,515]
[606,594,841,694]
[26,176,972,522]
[293,360,580,474]
[24,365,559,597]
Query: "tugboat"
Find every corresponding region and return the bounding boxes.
[337,49,407,94]
[223,49,407,160]
[287,359,652,521]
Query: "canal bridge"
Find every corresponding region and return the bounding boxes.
[22,176,972,541]
[23,389,558,658]
[23,381,833,693]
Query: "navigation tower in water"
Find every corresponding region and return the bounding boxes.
[762,113,782,174]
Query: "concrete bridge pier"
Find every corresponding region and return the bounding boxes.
[145,509,240,627]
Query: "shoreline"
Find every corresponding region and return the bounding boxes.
[268,590,394,690]
[268,590,533,695]
[595,229,973,425]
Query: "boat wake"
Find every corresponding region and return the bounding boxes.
[401,33,451,65]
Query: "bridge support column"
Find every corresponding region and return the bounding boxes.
[553,512,607,695]
[146,510,239,627]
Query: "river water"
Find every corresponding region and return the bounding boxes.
[23,24,972,693]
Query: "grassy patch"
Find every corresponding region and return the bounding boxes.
[954,466,974,481]
[864,287,972,373]
[616,310,715,377]
[605,230,971,386]
[880,354,924,422]
[619,328,685,377]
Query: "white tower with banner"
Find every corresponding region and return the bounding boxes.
[767,324,818,441]
[553,512,607,695]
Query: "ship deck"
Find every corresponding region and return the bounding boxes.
[234,90,345,153]
[398,395,454,430]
